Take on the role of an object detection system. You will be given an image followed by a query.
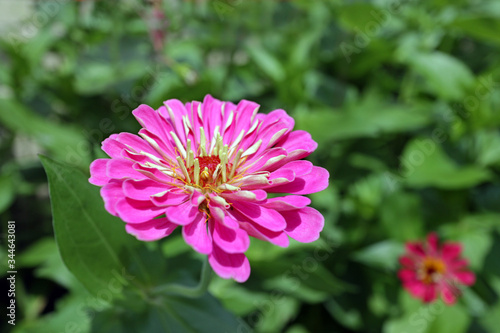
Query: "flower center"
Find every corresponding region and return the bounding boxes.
[419,257,446,284]
[168,128,244,192]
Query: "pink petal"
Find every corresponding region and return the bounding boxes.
[182,214,212,254]
[272,166,329,195]
[273,130,318,168]
[399,256,416,268]
[243,147,288,173]
[115,197,165,223]
[406,242,425,256]
[441,243,462,261]
[160,99,189,144]
[89,159,110,186]
[232,201,286,232]
[123,179,169,200]
[132,104,172,144]
[125,218,177,241]
[208,201,240,229]
[115,132,160,157]
[423,284,437,303]
[426,232,439,254]
[262,195,311,211]
[398,269,417,282]
[405,281,427,299]
[212,222,250,254]
[441,283,458,305]
[102,135,127,158]
[448,258,469,271]
[201,95,224,141]
[208,244,251,282]
[453,271,475,286]
[101,180,124,215]
[165,199,202,226]
[236,220,289,247]
[106,159,146,180]
[281,207,324,243]
[220,190,267,203]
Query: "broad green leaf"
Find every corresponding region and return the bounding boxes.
[409,52,475,100]
[91,291,248,333]
[40,156,136,298]
[401,139,491,189]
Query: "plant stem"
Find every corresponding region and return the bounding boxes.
[152,258,212,298]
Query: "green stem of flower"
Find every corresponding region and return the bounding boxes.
[152,258,212,298]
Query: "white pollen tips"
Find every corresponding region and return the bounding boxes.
[170,131,186,158]
[221,152,228,182]
[199,127,207,156]
[185,139,192,167]
[230,149,244,178]
[188,150,195,169]
[194,159,200,185]
[176,156,191,183]
[242,139,262,157]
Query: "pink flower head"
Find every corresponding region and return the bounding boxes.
[398,232,476,305]
[89,95,329,282]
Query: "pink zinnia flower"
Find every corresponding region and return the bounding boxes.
[89,95,329,282]
[398,232,476,304]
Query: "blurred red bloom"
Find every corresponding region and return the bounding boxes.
[398,232,475,305]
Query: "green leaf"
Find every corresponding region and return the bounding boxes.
[91,291,248,333]
[352,240,405,271]
[0,173,15,213]
[18,238,80,290]
[337,3,379,31]
[450,16,500,45]
[379,192,423,241]
[246,42,286,82]
[400,139,492,189]
[0,100,90,166]
[13,293,92,333]
[295,103,432,144]
[40,156,136,299]
[409,52,475,100]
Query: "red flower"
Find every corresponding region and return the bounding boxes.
[398,233,475,305]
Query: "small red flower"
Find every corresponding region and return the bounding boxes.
[398,232,475,305]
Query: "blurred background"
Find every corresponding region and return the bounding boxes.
[0,0,499,332]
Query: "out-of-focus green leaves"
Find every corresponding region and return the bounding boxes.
[450,16,500,45]
[0,173,15,213]
[408,52,475,100]
[352,240,405,271]
[296,103,432,144]
[400,139,492,189]
[0,100,90,166]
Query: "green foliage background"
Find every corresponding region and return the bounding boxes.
[1,0,499,332]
